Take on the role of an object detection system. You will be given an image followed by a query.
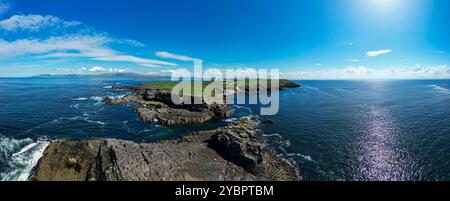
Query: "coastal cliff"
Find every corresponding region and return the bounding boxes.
[29,118,297,181]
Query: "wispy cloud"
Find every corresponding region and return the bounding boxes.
[115,39,146,47]
[139,63,163,68]
[366,49,392,57]
[0,1,10,15]
[155,51,202,62]
[94,55,176,66]
[0,14,81,31]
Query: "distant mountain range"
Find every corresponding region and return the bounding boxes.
[31,73,171,79]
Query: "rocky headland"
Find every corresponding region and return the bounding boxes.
[29,80,300,181]
[29,118,297,181]
[103,79,300,126]
[104,86,233,126]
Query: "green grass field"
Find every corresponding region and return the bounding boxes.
[142,79,295,95]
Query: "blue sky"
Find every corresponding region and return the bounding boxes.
[0,0,449,78]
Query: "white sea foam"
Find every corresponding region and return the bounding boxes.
[72,97,88,101]
[262,133,283,138]
[66,116,106,126]
[303,86,337,98]
[90,96,104,105]
[0,136,50,181]
[23,118,61,134]
[234,105,253,115]
[224,118,237,123]
[90,96,104,101]
[429,85,450,95]
[87,120,105,125]
[103,86,113,89]
[287,153,315,162]
[261,132,307,180]
[107,94,127,99]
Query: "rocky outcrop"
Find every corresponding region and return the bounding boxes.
[279,80,301,88]
[235,79,301,95]
[29,119,297,181]
[210,119,263,174]
[104,88,233,126]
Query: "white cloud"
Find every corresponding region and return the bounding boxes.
[0,35,176,67]
[0,12,165,69]
[413,64,422,72]
[0,35,115,58]
[0,14,81,31]
[345,66,372,75]
[352,59,360,62]
[281,64,450,80]
[57,66,128,73]
[367,49,392,57]
[155,51,202,62]
[88,66,107,72]
[316,63,323,66]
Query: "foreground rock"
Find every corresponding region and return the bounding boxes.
[29,119,297,181]
[104,88,233,126]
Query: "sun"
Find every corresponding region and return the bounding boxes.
[368,0,403,11]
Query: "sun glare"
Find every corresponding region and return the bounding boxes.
[368,0,402,10]
[364,0,408,15]
[352,0,420,24]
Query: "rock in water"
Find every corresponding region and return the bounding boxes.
[262,119,274,124]
[29,119,297,181]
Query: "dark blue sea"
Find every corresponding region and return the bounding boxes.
[1,78,449,181]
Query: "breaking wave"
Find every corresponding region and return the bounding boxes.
[0,136,50,181]
[262,132,317,180]
[72,97,88,101]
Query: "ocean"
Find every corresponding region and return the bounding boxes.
[0,78,449,181]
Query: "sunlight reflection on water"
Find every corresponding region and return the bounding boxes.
[353,82,418,181]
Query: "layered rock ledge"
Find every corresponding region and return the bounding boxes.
[29,119,297,181]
